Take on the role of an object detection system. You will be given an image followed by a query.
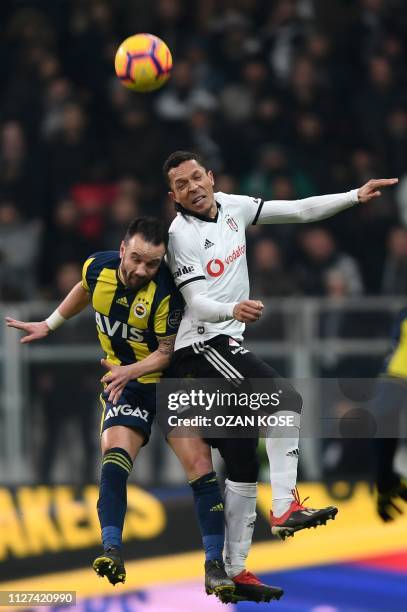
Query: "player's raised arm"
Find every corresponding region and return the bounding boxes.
[5,281,91,343]
[253,178,398,225]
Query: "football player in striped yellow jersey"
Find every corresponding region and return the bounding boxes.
[7,217,180,583]
[5,217,235,600]
[375,307,407,521]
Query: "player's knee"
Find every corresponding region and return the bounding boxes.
[223,446,259,483]
[227,456,259,483]
[187,455,213,479]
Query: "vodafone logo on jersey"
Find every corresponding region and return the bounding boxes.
[206,259,225,277]
[206,245,246,277]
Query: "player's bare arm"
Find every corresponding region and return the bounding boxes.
[101,335,176,403]
[5,282,91,343]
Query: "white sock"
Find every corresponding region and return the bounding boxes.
[223,479,257,578]
[266,411,300,517]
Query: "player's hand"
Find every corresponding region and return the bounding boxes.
[357,178,398,203]
[101,358,137,405]
[5,317,50,343]
[233,300,264,323]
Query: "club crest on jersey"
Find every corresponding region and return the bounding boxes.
[134,303,147,318]
[226,215,238,232]
[168,309,182,328]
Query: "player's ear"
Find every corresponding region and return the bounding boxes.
[168,190,176,203]
[208,170,215,186]
[119,240,126,258]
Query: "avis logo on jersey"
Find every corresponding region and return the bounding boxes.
[95,312,145,342]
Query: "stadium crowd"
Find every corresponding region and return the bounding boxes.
[0,0,406,302]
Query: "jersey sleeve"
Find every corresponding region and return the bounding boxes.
[81,256,96,292]
[154,285,184,337]
[253,190,359,225]
[217,192,264,227]
[167,228,206,290]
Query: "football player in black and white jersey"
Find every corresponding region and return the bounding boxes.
[163,150,398,602]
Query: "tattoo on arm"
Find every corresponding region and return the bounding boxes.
[157,335,176,357]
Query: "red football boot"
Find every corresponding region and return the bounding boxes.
[219,570,284,603]
[270,487,338,541]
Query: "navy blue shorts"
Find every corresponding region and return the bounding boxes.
[99,380,156,444]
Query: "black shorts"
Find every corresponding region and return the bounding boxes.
[170,334,302,443]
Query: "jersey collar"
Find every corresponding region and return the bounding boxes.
[175,201,220,223]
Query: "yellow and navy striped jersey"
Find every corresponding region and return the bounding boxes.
[82,251,183,383]
[383,307,407,379]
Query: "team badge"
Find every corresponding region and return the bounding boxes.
[134,303,147,318]
[226,215,238,232]
[167,309,182,328]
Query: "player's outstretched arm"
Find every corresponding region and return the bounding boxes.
[5,282,91,343]
[255,178,398,225]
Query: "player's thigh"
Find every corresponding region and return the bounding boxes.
[220,340,303,413]
[101,425,145,461]
[168,435,213,480]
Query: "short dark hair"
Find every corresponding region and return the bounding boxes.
[124,216,168,248]
[163,150,208,186]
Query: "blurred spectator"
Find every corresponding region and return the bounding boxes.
[187,108,223,172]
[250,238,298,297]
[103,194,142,250]
[241,144,314,200]
[214,173,239,194]
[45,102,108,198]
[38,198,93,293]
[293,113,329,190]
[355,56,398,149]
[381,227,407,295]
[110,103,164,186]
[155,59,217,121]
[293,227,364,296]
[219,58,272,124]
[263,0,306,82]
[0,201,42,300]
[41,77,75,139]
[0,120,40,216]
[384,108,407,178]
[244,96,292,154]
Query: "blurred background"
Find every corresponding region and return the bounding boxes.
[0,0,406,610]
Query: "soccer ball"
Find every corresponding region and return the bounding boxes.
[114,33,172,93]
